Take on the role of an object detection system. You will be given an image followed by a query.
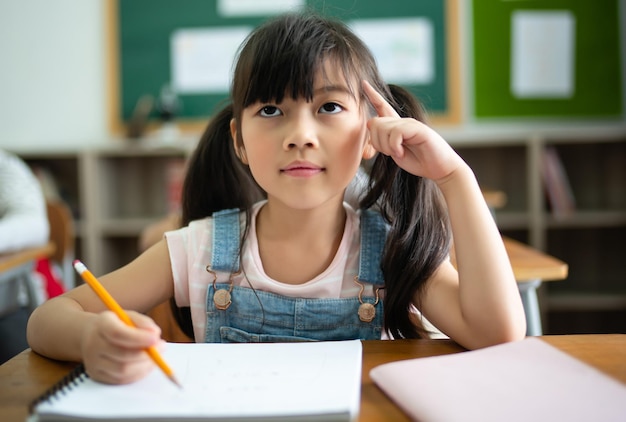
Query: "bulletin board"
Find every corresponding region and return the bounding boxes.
[472,0,623,119]
[106,0,460,134]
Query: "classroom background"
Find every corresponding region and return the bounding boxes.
[1,0,625,335]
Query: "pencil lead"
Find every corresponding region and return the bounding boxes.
[170,375,183,389]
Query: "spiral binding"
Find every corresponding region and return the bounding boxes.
[29,363,89,414]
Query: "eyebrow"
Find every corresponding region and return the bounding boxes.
[313,84,356,99]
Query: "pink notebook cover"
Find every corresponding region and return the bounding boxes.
[370,337,626,422]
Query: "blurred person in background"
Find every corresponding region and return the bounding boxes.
[0,149,51,363]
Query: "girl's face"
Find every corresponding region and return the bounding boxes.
[232,61,374,211]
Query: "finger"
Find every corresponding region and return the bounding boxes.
[362,80,399,118]
[99,311,160,349]
[128,311,162,336]
[368,117,406,158]
[90,354,156,385]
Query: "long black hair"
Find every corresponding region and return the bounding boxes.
[172,13,451,340]
[361,84,451,339]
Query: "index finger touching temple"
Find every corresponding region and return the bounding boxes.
[362,80,400,118]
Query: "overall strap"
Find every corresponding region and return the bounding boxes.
[357,209,387,286]
[211,208,241,272]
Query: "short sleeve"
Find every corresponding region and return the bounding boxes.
[164,218,213,307]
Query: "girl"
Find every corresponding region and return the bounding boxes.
[27,13,526,384]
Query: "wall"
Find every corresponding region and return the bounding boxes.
[0,0,107,148]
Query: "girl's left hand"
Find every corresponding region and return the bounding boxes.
[362,80,463,183]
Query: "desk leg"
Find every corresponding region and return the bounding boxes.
[517,280,543,336]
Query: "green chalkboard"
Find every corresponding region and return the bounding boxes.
[114,0,456,126]
[472,0,623,119]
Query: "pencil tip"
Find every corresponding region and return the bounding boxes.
[171,375,183,389]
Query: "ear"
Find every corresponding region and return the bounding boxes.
[362,139,377,160]
[230,118,248,164]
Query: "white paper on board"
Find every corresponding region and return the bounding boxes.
[217,0,305,17]
[350,18,435,86]
[170,27,251,94]
[511,10,576,99]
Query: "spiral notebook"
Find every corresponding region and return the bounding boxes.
[28,340,362,422]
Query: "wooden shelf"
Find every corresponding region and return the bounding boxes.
[493,212,530,230]
[545,211,626,228]
[547,293,626,312]
[453,132,625,334]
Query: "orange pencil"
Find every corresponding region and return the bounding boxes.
[73,260,182,388]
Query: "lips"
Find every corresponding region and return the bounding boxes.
[280,161,324,177]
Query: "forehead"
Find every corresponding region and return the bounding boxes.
[314,59,359,94]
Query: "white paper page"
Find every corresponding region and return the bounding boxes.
[35,340,362,420]
[171,27,251,94]
[511,11,576,98]
[350,18,434,85]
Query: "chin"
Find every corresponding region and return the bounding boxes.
[270,194,344,211]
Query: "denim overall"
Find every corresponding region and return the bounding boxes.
[204,208,387,343]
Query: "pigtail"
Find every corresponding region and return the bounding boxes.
[173,103,264,340]
[361,84,451,339]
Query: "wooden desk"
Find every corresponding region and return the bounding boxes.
[0,242,55,275]
[501,237,568,282]
[482,189,508,210]
[1,335,623,422]
[0,242,56,314]
[360,335,626,421]
[450,236,568,336]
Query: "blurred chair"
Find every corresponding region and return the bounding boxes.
[46,200,75,290]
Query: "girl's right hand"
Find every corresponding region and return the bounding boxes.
[80,310,162,384]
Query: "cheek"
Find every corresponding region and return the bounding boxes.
[240,125,270,158]
[330,125,369,182]
[243,141,273,166]
[239,129,273,183]
[339,122,368,155]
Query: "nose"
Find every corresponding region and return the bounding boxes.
[282,112,319,150]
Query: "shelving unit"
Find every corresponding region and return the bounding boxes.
[13,141,194,277]
[10,123,626,334]
[540,135,626,333]
[444,125,626,334]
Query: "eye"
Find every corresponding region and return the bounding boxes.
[259,106,281,117]
[319,102,343,114]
